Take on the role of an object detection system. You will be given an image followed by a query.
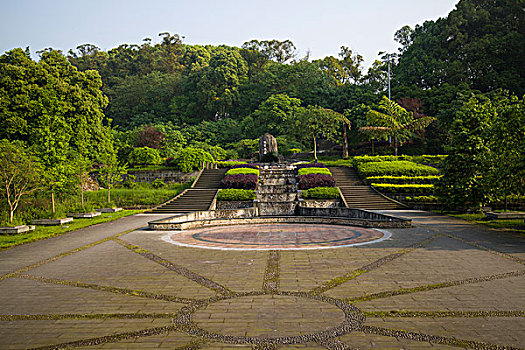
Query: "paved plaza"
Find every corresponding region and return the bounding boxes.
[0,211,524,349]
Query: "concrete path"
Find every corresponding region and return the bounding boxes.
[0,211,524,349]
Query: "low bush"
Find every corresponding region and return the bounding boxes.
[405,195,438,203]
[365,175,442,184]
[220,174,258,190]
[411,155,447,168]
[128,147,162,166]
[372,183,435,194]
[225,168,260,176]
[296,162,326,169]
[289,148,301,154]
[216,161,247,168]
[172,148,214,172]
[298,174,336,190]
[152,178,166,189]
[298,167,332,176]
[358,161,439,177]
[217,189,256,201]
[302,187,340,199]
[229,163,259,169]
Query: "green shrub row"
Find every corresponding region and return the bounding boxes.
[358,161,439,177]
[405,195,439,203]
[302,187,340,199]
[225,168,260,176]
[216,161,247,168]
[322,159,353,167]
[372,183,435,194]
[298,167,332,176]
[217,189,256,201]
[353,155,412,165]
[365,175,442,184]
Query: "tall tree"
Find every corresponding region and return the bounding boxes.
[366,97,436,156]
[297,106,350,161]
[0,140,42,223]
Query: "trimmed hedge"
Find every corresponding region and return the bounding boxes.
[302,187,340,199]
[296,162,326,169]
[353,155,411,166]
[405,195,438,203]
[366,175,442,184]
[220,174,258,190]
[323,159,353,167]
[225,168,260,176]
[229,163,259,169]
[216,161,247,168]
[358,161,439,177]
[172,148,214,172]
[372,183,435,194]
[298,174,336,190]
[217,189,256,201]
[298,167,332,176]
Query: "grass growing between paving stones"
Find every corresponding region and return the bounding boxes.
[447,213,525,234]
[0,210,142,250]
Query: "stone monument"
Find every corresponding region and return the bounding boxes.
[259,133,279,161]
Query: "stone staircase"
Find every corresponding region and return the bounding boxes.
[148,168,226,214]
[329,167,404,210]
[257,168,297,216]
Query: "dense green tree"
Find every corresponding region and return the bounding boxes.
[435,96,493,210]
[242,39,296,63]
[296,106,349,161]
[251,94,302,137]
[394,0,525,95]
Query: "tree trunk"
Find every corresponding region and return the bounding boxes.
[80,173,84,208]
[393,134,398,156]
[9,208,14,223]
[51,190,55,214]
[342,122,349,159]
[313,135,318,162]
[107,173,111,204]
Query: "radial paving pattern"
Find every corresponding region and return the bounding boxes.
[163,224,389,250]
[0,211,524,349]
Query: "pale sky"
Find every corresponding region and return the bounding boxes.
[0,0,459,66]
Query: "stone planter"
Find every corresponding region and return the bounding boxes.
[96,208,122,213]
[67,212,102,218]
[0,225,35,234]
[485,211,525,220]
[216,201,254,210]
[299,199,342,208]
[32,218,73,226]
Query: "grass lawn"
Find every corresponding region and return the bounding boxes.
[448,213,525,234]
[0,210,142,251]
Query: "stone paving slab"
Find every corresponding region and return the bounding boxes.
[0,211,524,349]
[0,214,171,277]
[0,318,171,349]
[365,317,525,348]
[123,230,269,292]
[28,240,216,299]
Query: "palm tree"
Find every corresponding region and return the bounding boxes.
[366,97,436,156]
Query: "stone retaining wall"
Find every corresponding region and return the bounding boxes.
[148,207,410,230]
[216,201,255,210]
[124,170,199,183]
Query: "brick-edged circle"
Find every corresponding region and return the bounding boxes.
[162,224,390,250]
[174,291,365,345]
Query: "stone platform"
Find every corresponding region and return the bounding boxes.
[161,224,390,250]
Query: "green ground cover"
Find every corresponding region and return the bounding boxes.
[448,213,525,234]
[0,210,142,250]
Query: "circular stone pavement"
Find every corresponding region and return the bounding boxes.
[162,224,391,250]
[177,291,364,344]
